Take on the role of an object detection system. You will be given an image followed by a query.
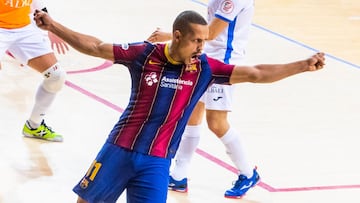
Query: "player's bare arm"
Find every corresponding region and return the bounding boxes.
[229,52,325,84]
[207,17,228,40]
[33,10,114,61]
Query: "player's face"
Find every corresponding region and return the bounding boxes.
[177,23,208,64]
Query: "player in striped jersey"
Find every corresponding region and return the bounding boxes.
[34,9,325,203]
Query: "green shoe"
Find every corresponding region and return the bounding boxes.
[22,120,63,142]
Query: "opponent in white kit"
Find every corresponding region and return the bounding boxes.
[0,0,66,141]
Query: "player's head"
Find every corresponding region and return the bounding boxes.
[171,10,208,64]
[172,10,207,36]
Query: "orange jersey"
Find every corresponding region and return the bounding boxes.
[0,0,33,29]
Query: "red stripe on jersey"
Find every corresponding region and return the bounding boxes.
[114,50,163,148]
[150,67,201,157]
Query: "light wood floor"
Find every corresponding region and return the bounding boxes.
[1,0,359,202]
[254,0,360,67]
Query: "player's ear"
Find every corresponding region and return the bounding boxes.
[174,30,181,41]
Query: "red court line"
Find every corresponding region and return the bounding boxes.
[66,60,113,74]
[64,60,123,111]
[65,81,124,113]
[274,184,360,192]
[195,148,360,192]
[64,60,360,193]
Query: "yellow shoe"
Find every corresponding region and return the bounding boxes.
[22,120,63,142]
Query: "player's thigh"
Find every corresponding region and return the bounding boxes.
[126,155,170,203]
[27,52,58,72]
[73,143,132,202]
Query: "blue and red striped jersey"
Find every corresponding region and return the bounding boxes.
[108,42,234,159]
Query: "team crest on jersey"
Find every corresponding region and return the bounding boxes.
[221,0,234,14]
[185,64,197,72]
[144,72,158,86]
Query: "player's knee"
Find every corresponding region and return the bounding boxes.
[208,124,222,135]
[41,63,66,93]
[207,119,229,136]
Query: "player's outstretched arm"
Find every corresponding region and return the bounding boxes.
[33,10,114,61]
[229,52,325,84]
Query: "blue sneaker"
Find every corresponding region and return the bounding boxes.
[168,176,188,193]
[224,168,260,199]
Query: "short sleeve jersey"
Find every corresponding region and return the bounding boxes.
[107,42,234,159]
[205,0,254,64]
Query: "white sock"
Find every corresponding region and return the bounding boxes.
[28,84,56,127]
[171,125,201,181]
[220,127,253,178]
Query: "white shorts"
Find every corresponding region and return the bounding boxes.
[199,83,235,111]
[0,24,52,65]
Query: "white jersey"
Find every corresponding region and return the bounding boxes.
[204,0,254,64]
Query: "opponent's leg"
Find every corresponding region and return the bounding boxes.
[205,83,260,198]
[168,102,205,192]
[23,53,66,142]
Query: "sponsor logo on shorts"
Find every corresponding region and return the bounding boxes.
[213,96,223,101]
[207,86,224,93]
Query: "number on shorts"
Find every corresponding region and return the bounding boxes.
[85,160,102,181]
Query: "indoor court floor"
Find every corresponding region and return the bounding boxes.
[1,0,359,202]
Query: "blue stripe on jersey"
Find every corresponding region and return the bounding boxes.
[214,13,231,23]
[133,64,183,154]
[224,16,237,64]
[109,43,216,159]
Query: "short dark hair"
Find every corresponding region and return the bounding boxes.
[173,10,207,36]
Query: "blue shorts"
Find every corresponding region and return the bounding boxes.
[73,142,171,203]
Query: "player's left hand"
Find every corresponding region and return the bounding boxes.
[307,52,325,71]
